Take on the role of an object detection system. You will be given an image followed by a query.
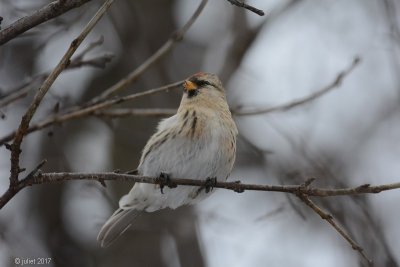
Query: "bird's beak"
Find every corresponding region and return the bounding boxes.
[183,80,197,92]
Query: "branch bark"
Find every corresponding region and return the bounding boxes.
[0,0,209,145]
[95,108,177,118]
[234,57,361,116]
[0,0,93,46]
[1,170,393,265]
[0,56,360,145]
[0,41,113,109]
[297,192,373,265]
[1,171,399,210]
[90,0,209,103]
[0,81,182,146]
[226,0,265,16]
[7,0,114,187]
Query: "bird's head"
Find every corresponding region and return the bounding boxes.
[180,72,227,110]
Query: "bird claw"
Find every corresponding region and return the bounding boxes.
[158,172,177,194]
[233,180,244,193]
[205,177,217,193]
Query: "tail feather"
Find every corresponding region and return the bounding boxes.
[97,208,142,247]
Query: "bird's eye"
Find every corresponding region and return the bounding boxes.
[192,78,213,88]
[195,80,210,87]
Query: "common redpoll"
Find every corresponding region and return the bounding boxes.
[97,72,238,247]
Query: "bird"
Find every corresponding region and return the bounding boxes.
[97,72,238,247]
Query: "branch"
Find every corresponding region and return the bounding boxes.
[4,172,400,202]
[67,35,115,68]
[0,159,47,211]
[0,75,45,109]
[226,0,265,16]
[95,108,177,118]
[234,57,361,116]
[0,0,207,142]
[67,53,114,69]
[0,57,360,140]
[0,0,93,46]
[90,0,209,103]
[7,0,114,186]
[0,38,114,109]
[44,81,183,122]
[0,56,365,145]
[1,171,399,212]
[0,171,397,265]
[297,193,373,266]
[71,35,105,62]
[0,81,182,146]
[68,35,115,69]
[0,88,30,109]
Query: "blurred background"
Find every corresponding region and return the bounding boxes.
[1,0,400,266]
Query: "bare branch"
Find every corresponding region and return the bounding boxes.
[91,0,209,102]
[71,35,105,61]
[0,0,93,46]
[0,39,113,109]
[7,0,114,186]
[234,56,361,116]
[297,193,373,265]
[68,53,114,69]
[0,0,208,143]
[47,81,183,122]
[0,88,30,108]
[0,80,182,146]
[0,170,397,264]
[0,74,46,108]
[2,55,359,143]
[0,159,47,211]
[226,0,265,16]
[1,171,398,213]
[95,108,177,118]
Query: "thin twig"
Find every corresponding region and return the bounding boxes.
[226,0,265,16]
[71,35,105,62]
[0,74,48,103]
[67,53,114,69]
[68,35,114,68]
[0,39,113,109]
[0,77,43,108]
[7,0,114,186]
[0,159,47,210]
[95,108,177,118]
[0,0,93,45]
[0,81,182,146]
[23,159,48,181]
[90,0,209,103]
[46,81,183,122]
[234,57,361,116]
[296,193,373,266]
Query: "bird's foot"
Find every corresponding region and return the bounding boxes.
[205,177,217,193]
[158,172,177,194]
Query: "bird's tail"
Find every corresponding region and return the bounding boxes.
[97,208,142,247]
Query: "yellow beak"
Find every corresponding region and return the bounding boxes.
[183,80,197,91]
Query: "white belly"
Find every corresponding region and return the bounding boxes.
[119,115,235,212]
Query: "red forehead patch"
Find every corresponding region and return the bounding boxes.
[193,71,206,77]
